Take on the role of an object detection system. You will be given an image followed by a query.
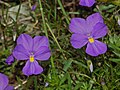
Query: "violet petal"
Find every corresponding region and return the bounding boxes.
[69,18,90,34]
[6,55,14,65]
[31,5,36,11]
[86,40,107,56]
[92,23,108,39]
[0,73,8,90]
[34,46,51,61]
[33,36,49,52]
[17,34,33,52]
[22,60,43,76]
[4,86,14,90]
[87,13,103,28]
[70,34,88,48]
[79,0,95,7]
[13,44,29,60]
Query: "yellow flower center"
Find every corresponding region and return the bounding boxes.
[30,55,34,62]
[88,37,94,43]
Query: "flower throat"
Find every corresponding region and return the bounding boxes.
[88,37,94,43]
[30,55,34,62]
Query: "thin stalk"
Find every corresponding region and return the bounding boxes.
[46,23,62,50]
[38,0,48,37]
[1,5,7,49]
[34,76,38,90]
[46,23,67,60]
[57,0,70,24]
[54,0,57,20]
[50,56,55,68]
[46,22,60,68]
[16,3,21,21]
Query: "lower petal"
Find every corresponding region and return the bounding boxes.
[86,40,107,56]
[0,73,8,90]
[70,34,88,49]
[4,86,14,90]
[22,60,43,76]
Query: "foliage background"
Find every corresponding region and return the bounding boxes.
[0,0,120,89]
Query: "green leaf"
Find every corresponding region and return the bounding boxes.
[111,0,120,6]
[59,73,68,85]
[113,51,120,57]
[67,72,72,89]
[63,59,72,71]
[109,58,120,63]
[74,83,81,90]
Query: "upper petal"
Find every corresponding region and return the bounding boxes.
[92,23,108,39]
[17,34,33,52]
[13,45,29,60]
[79,0,95,7]
[34,46,51,61]
[70,34,88,48]
[86,40,107,56]
[87,13,104,28]
[0,73,8,90]
[22,60,43,76]
[5,55,14,65]
[33,36,49,52]
[69,18,90,34]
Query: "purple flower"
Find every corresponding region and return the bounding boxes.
[31,5,37,11]
[0,73,14,90]
[79,0,95,7]
[6,54,14,65]
[13,34,51,76]
[69,13,108,56]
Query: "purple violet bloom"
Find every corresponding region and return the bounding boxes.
[0,73,14,90]
[13,34,51,76]
[69,13,108,56]
[6,54,14,65]
[79,0,95,7]
[31,5,37,11]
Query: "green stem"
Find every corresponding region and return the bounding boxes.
[38,0,48,37]
[16,3,21,21]
[33,76,38,90]
[46,23,62,50]
[57,0,70,24]
[46,23,61,68]
[50,56,55,68]
[46,22,67,63]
